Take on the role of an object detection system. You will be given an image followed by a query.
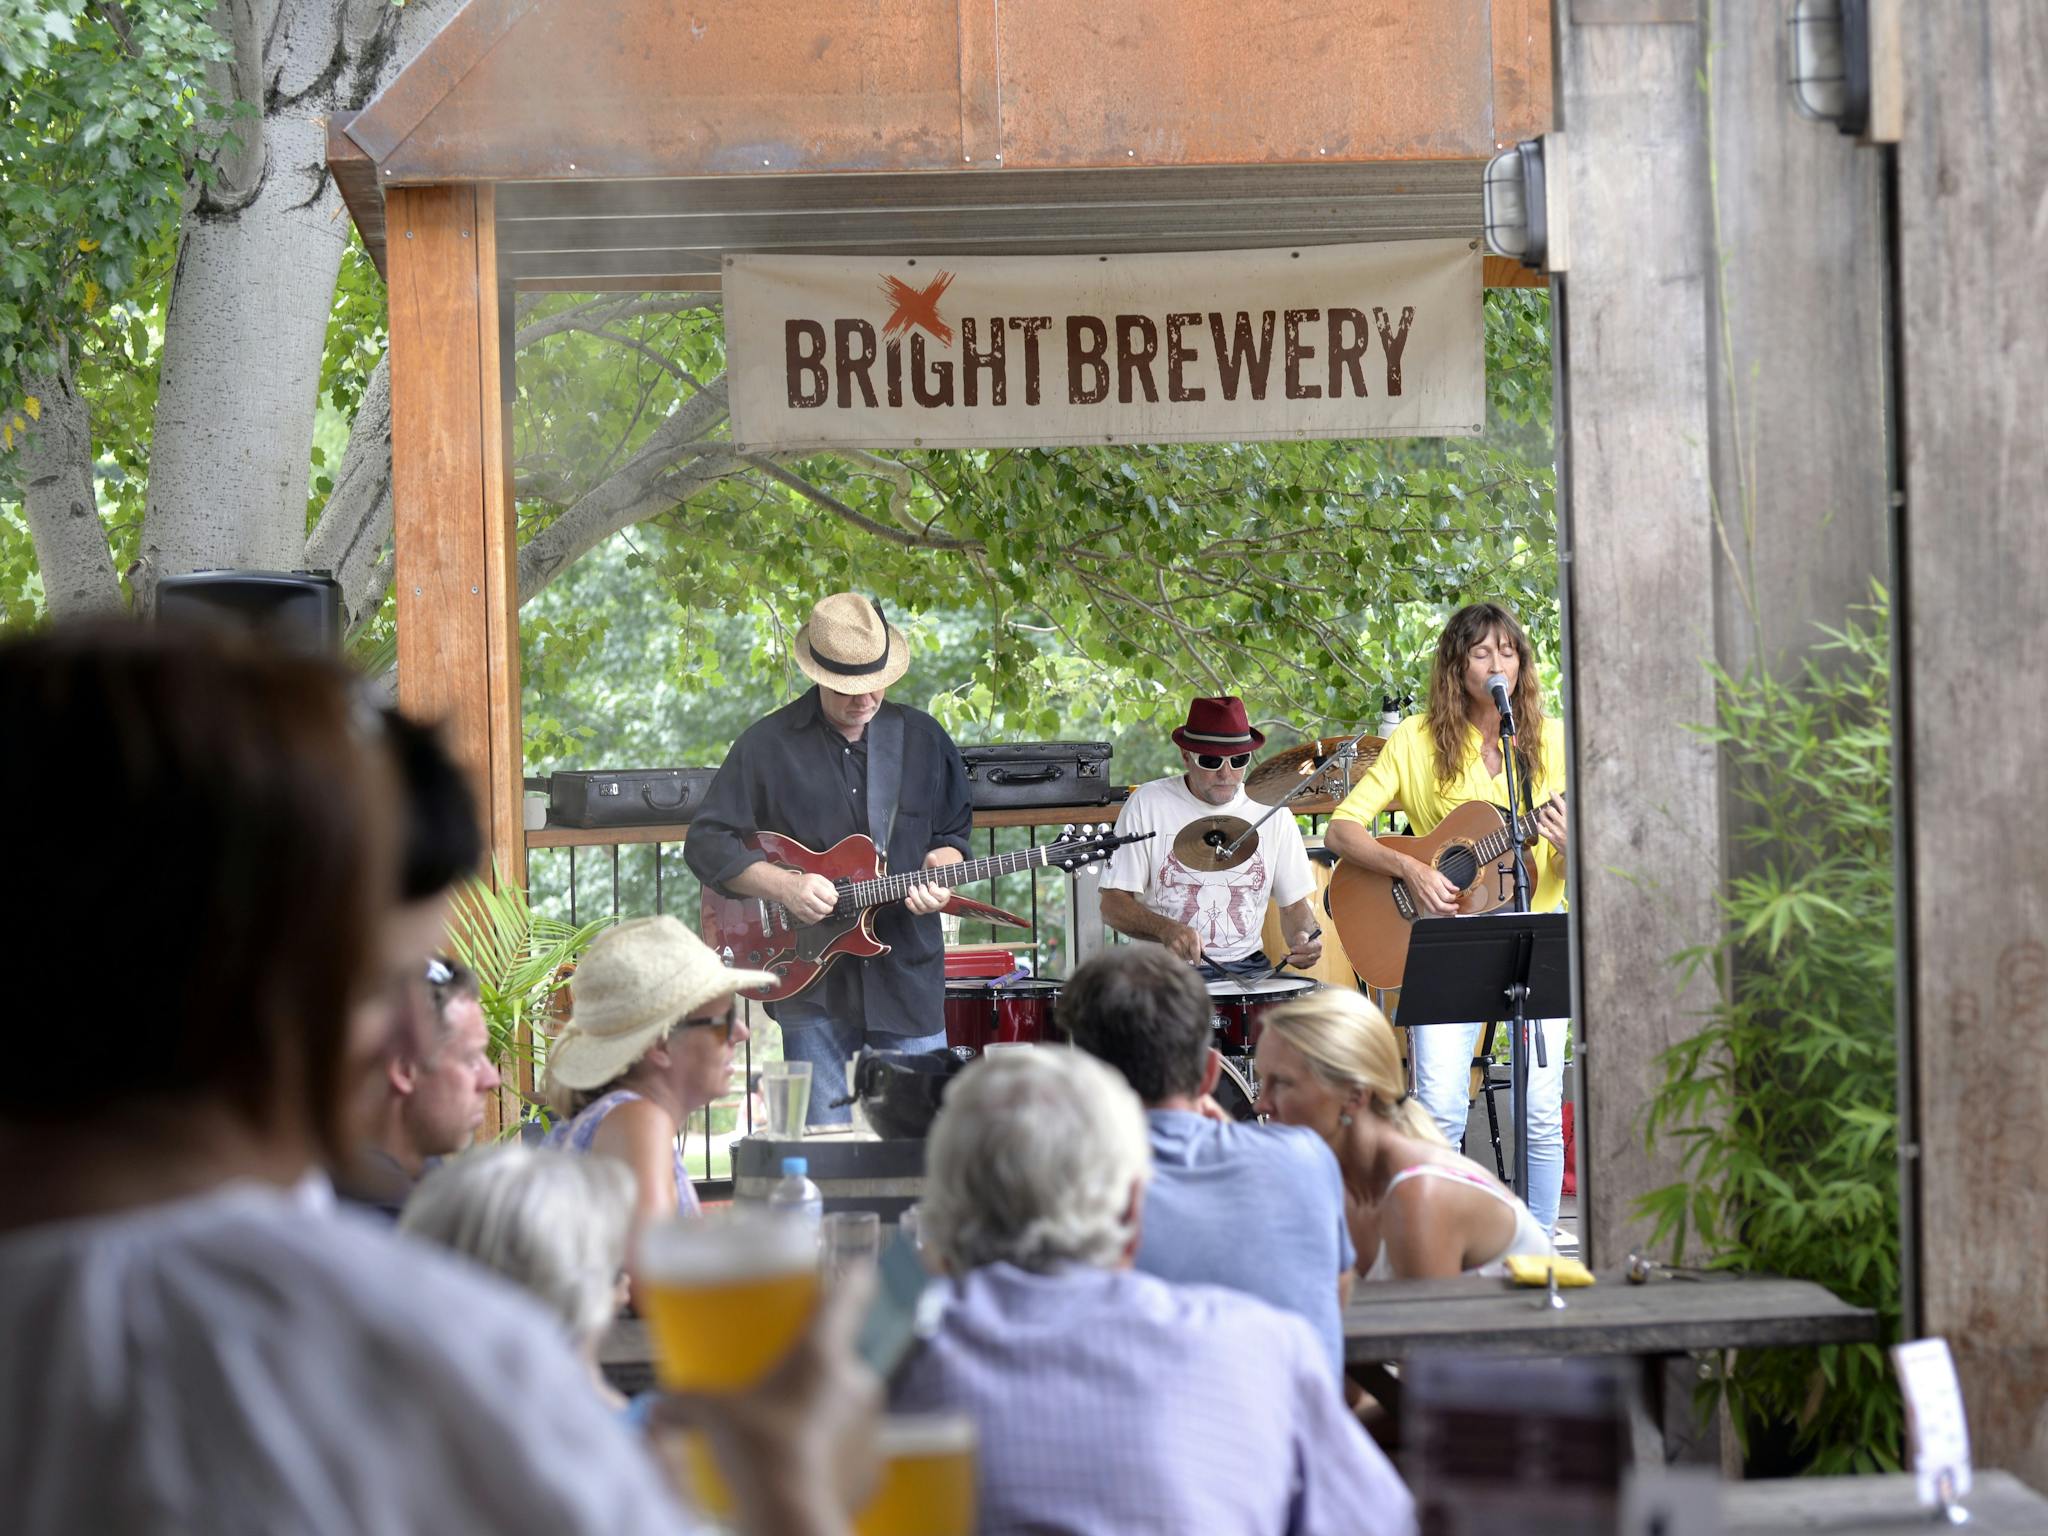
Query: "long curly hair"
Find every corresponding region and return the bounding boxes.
[1423,602,1547,797]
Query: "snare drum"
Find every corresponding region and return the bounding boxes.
[1206,975,1319,1054]
[943,977,1066,1051]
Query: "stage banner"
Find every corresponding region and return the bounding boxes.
[725,239,1483,451]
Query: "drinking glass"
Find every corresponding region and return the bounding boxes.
[821,1210,882,1283]
[761,1060,812,1139]
[636,1211,822,1394]
[853,1412,978,1536]
[637,1213,823,1528]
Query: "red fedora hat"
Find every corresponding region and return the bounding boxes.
[1171,696,1265,753]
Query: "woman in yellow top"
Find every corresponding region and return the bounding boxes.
[1324,602,1572,1239]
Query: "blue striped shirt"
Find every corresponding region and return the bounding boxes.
[893,1263,1415,1536]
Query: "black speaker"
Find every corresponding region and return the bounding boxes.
[156,570,344,655]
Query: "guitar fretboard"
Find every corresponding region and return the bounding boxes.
[759,839,1096,929]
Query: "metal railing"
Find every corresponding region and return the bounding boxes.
[522,806,1139,1192]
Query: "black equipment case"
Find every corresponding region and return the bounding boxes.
[959,742,1119,809]
[548,768,718,828]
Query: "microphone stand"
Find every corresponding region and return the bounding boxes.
[1495,693,1541,1208]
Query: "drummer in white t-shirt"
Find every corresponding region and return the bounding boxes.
[1101,696,1325,980]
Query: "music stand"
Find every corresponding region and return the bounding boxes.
[1395,912,1570,1204]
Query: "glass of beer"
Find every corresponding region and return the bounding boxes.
[637,1210,822,1394]
[853,1412,978,1536]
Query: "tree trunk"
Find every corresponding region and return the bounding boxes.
[16,369,122,619]
[302,353,392,630]
[137,0,455,606]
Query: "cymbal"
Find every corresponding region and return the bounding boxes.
[1172,814,1258,872]
[1244,734,1386,806]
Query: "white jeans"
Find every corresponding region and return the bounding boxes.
[1407,1016,1568,1233]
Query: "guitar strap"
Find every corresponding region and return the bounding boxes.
[866,702,906,869]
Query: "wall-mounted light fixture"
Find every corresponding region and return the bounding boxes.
[1788,0,1902,143]
[1483,135,1569,275]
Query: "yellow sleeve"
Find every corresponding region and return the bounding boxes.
[1329,717,1416,829]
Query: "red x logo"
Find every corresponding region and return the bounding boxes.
[879,270,956,346]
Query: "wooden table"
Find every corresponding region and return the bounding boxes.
[1725,1472,2048,1536]
[600,1317,659,1396]
[1344,1269,1877,1363]
[1344,1268,1877,1455]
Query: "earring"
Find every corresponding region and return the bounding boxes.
[1338,1112,1353,1127]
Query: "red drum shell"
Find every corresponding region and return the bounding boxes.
[1206,976,1319,1054]
[945,977,1066,1050]
[989,978,1066,1045]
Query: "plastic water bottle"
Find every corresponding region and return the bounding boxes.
[766,1156,824,1234]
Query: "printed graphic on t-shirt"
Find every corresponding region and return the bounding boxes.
[1156,851,1270,953]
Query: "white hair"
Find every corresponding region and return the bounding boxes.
[400,1145,635,1349]
[921,1047,1152,1274]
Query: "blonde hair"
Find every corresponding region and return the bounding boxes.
[1260,989,1449,1146]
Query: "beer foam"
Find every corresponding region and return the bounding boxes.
[637,1210,820,1282]
[877,1412,978,1458]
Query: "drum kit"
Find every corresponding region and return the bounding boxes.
[936,729,1381,1120]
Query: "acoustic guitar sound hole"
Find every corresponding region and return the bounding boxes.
[1436,845,1479,890]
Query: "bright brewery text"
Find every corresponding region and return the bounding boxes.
[784,308,1417,412]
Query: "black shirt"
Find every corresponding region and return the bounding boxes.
[685,688,973,1036]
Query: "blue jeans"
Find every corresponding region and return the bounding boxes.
[1407,1016,1568,1234]
[772,1001,947,1127]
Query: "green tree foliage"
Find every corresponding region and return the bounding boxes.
[516,288,1556,771]
[0,2,238,620]
[1638,588,1901,1472]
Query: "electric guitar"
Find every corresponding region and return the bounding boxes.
[1325,798,1558,990]
[701,825,1150,1002]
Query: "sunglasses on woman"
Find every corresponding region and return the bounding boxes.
[1192,751,1253,770]
[679,1002,741,1042]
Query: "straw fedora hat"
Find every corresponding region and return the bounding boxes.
[543,915,776,1091]
[793,592,910,694]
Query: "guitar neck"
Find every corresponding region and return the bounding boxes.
[1474,796,1557,864]
[758,840,1076,927]
[839,843,1060,910]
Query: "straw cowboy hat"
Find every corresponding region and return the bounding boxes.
[793,592,911,694]
[543,915,776,1091]
[1171,695,1266,754]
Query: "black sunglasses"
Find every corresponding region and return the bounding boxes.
[1192,751,1253,770]
[679,1003,741,1043]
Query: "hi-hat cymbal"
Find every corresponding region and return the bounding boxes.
[1244,734,1386,806]
[1172,814,1258,872]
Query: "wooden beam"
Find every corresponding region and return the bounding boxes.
[1896,3,2048,1485]
[387,182,525,895]
[1553,19,1721,1267]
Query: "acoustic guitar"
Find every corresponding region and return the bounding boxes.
[1325,799,1554,990]
[701,825,1147,1002]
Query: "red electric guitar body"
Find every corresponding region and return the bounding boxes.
[701,826,1145,1002]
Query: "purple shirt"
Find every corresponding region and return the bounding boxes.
[543,1090,698,1216]
[893,1263,1415,1536]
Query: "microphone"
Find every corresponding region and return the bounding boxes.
[1487,673,1516,731]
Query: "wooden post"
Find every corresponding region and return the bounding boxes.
[386,183,527,1134]
[1895,5,2048,1482]
[1551,13,1721,1265]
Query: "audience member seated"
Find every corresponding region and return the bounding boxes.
[1258,989,1552,1280]
[0,623,873,1536]
[896,1047,1415,1536]
[403,1145,635,1408]
[338,956,499,1217]
[1057,944,1355,1382]
[541,916,775,1242]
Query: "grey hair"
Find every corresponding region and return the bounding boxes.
[921,1047,1152,1274]
[400,1145,635,1348]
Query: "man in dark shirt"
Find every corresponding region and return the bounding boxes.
[686,592,973,1125]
